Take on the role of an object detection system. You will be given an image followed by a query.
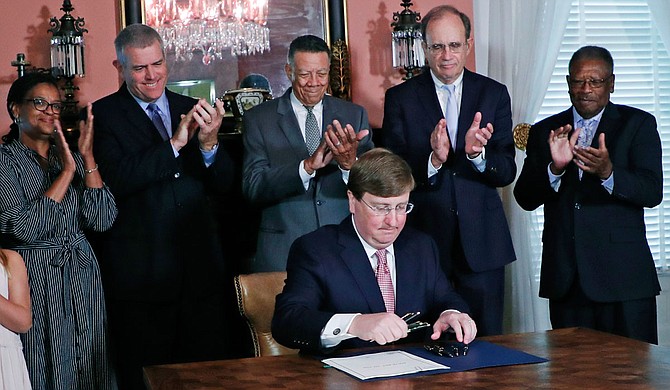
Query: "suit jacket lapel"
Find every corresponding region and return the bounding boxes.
[337,218,388,313]
[415,71,444,138]
[593,102,620,147]
[393,232,421,315]
[458,69,481,150]
[116,85,162,141]
[277,89,310,158]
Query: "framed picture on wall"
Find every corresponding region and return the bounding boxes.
[117,0,343,100]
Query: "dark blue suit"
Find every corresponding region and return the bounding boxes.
[272,217,469,353]
[92,85,234,389]
[514,102,661,343]
[381,69,516,335]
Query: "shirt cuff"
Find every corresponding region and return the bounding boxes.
[601,170,614,194]
[547,162,563,192]
[321,313,360,348]
[428,152,441,178]
[466,146,486,172]
[340,166,351,185]
[300,160,316,191]
[200,143,218,167]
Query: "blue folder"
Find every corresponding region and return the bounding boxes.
[333,340,548,381]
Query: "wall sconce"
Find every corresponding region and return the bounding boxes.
[49,0,86,131]
[391,0,425,79]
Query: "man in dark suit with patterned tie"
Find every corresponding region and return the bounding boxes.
[91,24,235,389]
[514,46,662,344]
[272,148,476,353]
[242,35,373,272]
[381,5,516,336]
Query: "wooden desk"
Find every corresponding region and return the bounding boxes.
[143,328,670,389]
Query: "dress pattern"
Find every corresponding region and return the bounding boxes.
[0,140,118,390]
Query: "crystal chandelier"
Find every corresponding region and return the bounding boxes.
[145,0,270,65]
[391,0,424,79]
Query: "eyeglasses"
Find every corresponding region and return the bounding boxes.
[359,198,414,216]
[426,42,468,55]
[24,98,64,114]
[566,75,613,89]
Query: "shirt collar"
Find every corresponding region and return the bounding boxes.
[430,69,464,91]
[572,106,605,125]
[131,89,169,115]
[290,89,324,113]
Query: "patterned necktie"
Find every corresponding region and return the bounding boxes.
[303,105,321,155]
[148,103,170,141]
[577,118,596,148]
[577,118,597,179]
[375,249,395,313]
[442,84,459,148]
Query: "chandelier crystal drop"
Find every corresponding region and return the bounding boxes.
[145,0,270,64]
[391,0,424,79]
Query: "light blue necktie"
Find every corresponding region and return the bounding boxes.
[577,118,597,179]
[148,103,170,141]
[442,84,459,148]
[577,118,596,148]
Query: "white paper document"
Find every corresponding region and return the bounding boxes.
[322,350,449,380]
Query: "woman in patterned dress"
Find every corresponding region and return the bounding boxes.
[0,73,118,389]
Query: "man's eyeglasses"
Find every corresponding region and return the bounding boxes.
[360,198,414,216]
[566,75,613,89]
[426,42,468,55]
[25,98,64,114]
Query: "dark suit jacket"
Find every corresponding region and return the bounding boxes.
[272,217,469,353]
[91,85,234,302]
[381,69,516,273]
[242,89,373,272]
[514,102,662,302]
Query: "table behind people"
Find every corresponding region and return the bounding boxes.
[272,148,476,353]
[380,5,516,337]
[514,45,662,344]
[91,24,235,390]
[242,34,373,273]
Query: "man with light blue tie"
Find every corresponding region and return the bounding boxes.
[514,46,662,344]
[92,23,235,389]
[381,5,516,337]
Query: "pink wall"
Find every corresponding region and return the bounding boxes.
[0,1,474,134]
[346,0,475,128]
[0,1,120,136]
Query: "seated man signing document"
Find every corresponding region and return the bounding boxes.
[272,148,476,353]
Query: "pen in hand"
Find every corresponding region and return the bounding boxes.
[401,312,421,323]
[401,312,430,333]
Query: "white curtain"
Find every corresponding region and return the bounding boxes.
[473,0,572,333]
[648,0,670,52]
